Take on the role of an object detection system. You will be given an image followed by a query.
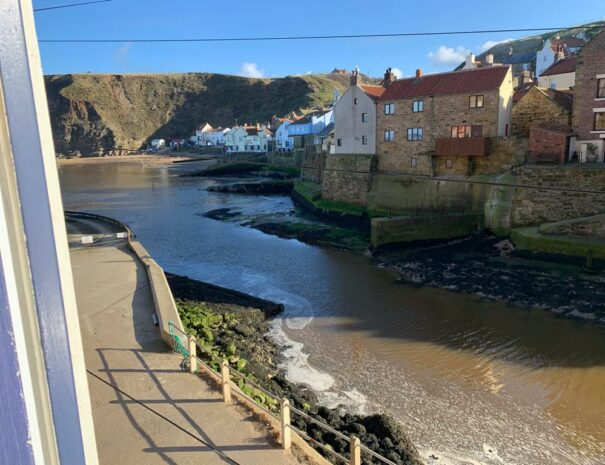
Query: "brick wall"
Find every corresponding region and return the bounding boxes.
[321,154,375,206]
[510,165,605,226]
[376,91,502,175]
[512,87,572,137]
[528,128,569,164]
[572,29,605,140]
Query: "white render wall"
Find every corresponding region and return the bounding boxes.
[538,72,576,89]
[497,67,514,136]
[334,85,377,154]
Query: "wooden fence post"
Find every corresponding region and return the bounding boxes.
[221,360,231,403]
[188,336,197,374]
[350,435,361,465]
[280,398,291,450]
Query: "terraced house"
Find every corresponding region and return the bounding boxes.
[376,66,514,176]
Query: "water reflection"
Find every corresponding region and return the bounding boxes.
[60,161,605,465]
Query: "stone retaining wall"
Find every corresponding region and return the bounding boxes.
[322,154,375,206]
[539,213,605,240]
[300,152,326,183]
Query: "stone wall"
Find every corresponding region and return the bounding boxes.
[539,213,605,240]
[371,213,481,247]
[321,154,375,206]
[472,136,527,175]
[433,156,470,177]
[512,87,572,137]
[300,152,326,183]
[509,165,605,226]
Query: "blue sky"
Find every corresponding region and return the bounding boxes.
[34,0,604,77]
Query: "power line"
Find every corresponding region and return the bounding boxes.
[34,0,111,12]
[38,24,605,43]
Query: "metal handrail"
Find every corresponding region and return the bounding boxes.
[359,444,399,465]
[167,321,399,465]
[290,406,350,442]
[290,424,349,463]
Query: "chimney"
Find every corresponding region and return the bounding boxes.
[465,53,476,68]
[350,68,359,86]
[485,53,494,65]
[521,70,533,86]
[416,68,423,78]
[555,45,566,62]
[508,46,514,56]
[382,67,396,88]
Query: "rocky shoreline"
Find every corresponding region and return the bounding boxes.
[166,273,422,465]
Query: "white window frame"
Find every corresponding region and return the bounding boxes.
[384,103,395,115]
[384,130,395,141]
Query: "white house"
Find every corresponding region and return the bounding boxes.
[150,138,165,150]
[204,127,230,146]
[538,57,576,89]
[243,127,272,152]
[334,70,385,154]
[536,36,586,77]
[225,126,246,152]
[287,109,334,147]
[195,122,213,145]
[275,120,294,151]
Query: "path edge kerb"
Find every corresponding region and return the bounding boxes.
[65,211,184,344]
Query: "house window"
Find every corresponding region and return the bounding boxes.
[595,112,605,131]
[384,130,395,141]
[598,78,605,98]
[362,135,368,145]
[337,138,343,146]
[410,158,417,167]
[354,98,358,105]
[362,113,368,122]
[384,103,395,115]
[446,159,453,169]
[412,100,424,112]
[407,128,423,141]
[469,95,484,108]
[451,125,472,138]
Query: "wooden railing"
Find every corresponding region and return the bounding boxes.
[435,137,490,156]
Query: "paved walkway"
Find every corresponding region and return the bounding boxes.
[69,218,304,465]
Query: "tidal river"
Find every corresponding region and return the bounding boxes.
[59,160,605,465]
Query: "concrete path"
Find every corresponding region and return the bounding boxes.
[69,218,304,465]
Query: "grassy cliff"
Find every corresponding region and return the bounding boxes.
[45,72,349,156]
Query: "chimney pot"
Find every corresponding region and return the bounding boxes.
[416,68,423,78]
[486,53,494,65]
[382,67,396,88]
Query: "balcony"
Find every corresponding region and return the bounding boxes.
[435,137,490,156]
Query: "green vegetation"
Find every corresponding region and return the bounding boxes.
[45,72,349,156]
[510,227,605,259]
[176,300,279,412]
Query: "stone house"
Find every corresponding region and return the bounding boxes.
[571,28,605,163]
[375,66,514,176]
[538,57,577,89]
[333,69,385,155]
[512,85,573,137]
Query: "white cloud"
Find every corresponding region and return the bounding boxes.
[428,45,471,67]
[239,62,264,78]
[391,67,403,79]
[480,38,513,52]
[113,42,132,68]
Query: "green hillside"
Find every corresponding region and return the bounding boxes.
[477,21,603,65]
[45,72,350,156]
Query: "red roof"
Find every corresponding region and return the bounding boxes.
[360,84,386,99]
[513,85,574,112]
[378,66,510,101]
[540,57,577,76]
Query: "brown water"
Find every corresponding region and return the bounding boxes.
[59,161,605,465]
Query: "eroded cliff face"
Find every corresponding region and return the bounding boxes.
[44,72,349,157]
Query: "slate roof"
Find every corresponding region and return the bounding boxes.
[317,122,334,138]
[379,66,510,101]
[540,57,577,76]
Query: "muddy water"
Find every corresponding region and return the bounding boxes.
[59,161,605,465]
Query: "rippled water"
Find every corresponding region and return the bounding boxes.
[59,161,605,465]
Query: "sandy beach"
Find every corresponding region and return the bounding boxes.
[56,153,198,166]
